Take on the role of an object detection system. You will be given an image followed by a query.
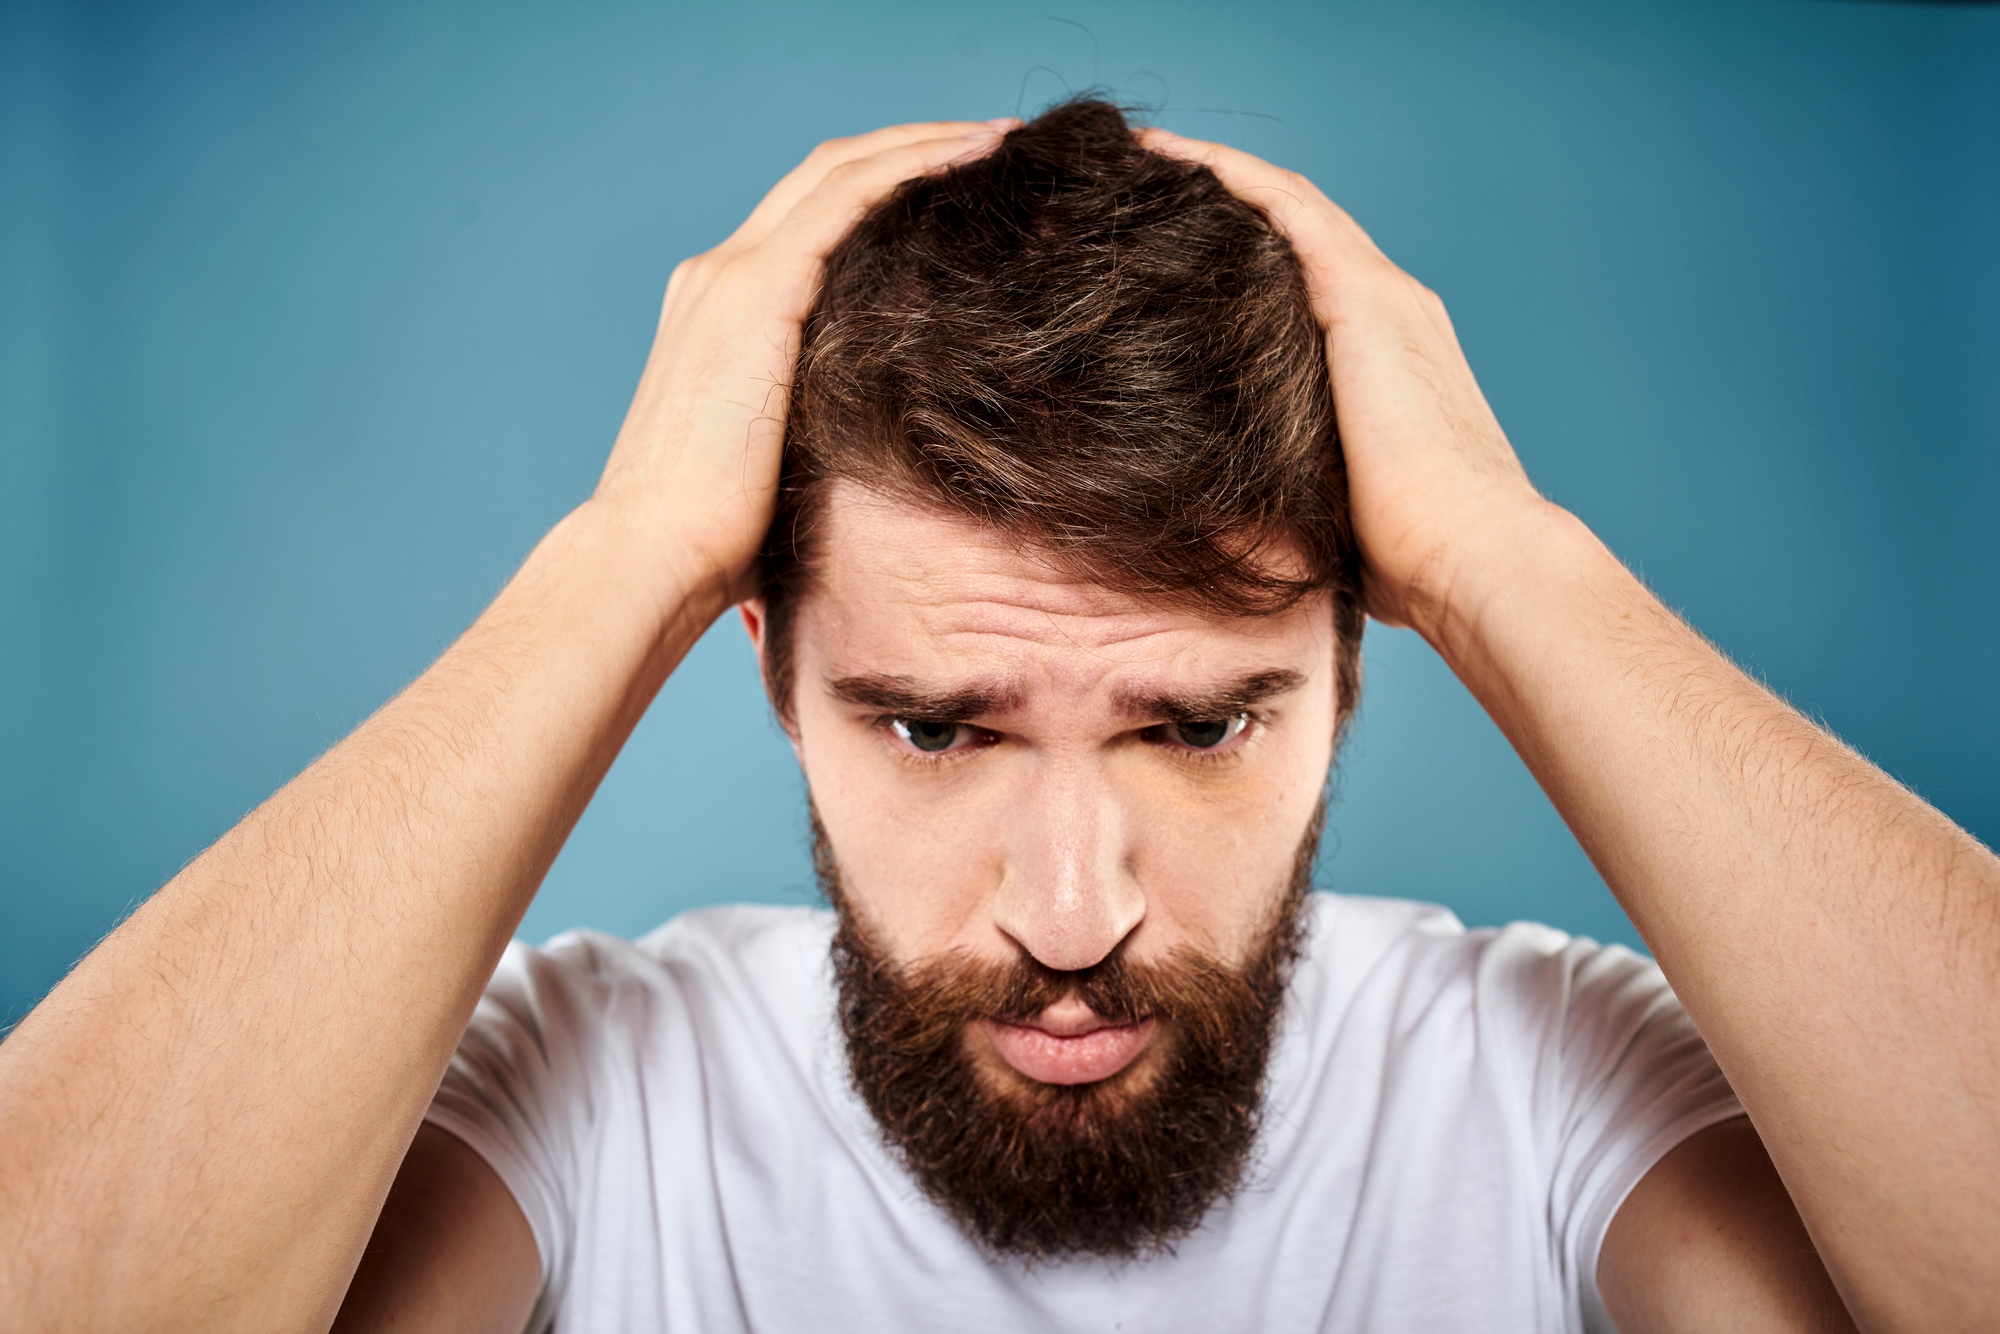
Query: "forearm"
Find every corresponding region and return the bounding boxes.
[0,497,720,1332]
[1421,502,2000,1330]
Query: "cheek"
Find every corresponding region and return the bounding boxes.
[1123,726,1330,964]
[795,714,1007,961]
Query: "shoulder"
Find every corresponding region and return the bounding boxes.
[1283,894,1732,1160]
[468,904,835,1049]
[1300,889,1465,975]
[1296,891,1682,1048]
[497,902,833,985]
[633,901,837,976]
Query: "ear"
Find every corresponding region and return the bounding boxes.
[739,598,769,662]
[739,599,804,754]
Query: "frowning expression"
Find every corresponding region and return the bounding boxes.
[745,481,1341,1091]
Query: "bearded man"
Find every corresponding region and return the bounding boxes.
[3,100,1997,1333]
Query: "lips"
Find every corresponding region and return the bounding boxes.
[982,1015,1158,1086]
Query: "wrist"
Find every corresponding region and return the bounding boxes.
[1396,499,1614,667]
[541,497,742,656]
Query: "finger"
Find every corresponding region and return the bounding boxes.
[1137,127,1392,278]
[729,118,1019,252]
[737,121,995,242]
[655,128,1006,333]
[749,129,1010,279]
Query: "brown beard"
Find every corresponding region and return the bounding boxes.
[817,803,1320,1263]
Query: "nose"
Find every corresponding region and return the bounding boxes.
[989,755,1146,972]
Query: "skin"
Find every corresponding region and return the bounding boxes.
[1604,1120,1857,1334]
[747,483,1339,1093]
[0,115,1991,1332]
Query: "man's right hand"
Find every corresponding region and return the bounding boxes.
[591,120,1015,614]
[0,119,1005,1334]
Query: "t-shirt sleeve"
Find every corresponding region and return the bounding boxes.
[1492,924,1746,1333]
[424,935,620,1330]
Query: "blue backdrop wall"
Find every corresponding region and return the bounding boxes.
[4,0,1997,1027]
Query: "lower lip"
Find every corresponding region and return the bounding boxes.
[982,1017,1158,1086]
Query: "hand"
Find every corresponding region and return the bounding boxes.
[592,118,1017,611]
[1139,128,1549,636]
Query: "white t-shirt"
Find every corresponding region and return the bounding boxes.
[427,893,1741,1333]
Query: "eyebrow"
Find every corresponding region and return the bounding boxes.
[828,668,1308,723]
[829,674,1026,720]
[1116,669,1308,723]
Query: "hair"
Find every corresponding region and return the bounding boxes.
[761,97,1364,730]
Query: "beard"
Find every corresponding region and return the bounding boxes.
[816,801,1321,1264]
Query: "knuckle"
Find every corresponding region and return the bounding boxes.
[671,251,733,292]
[709,248,764,289]
[821,158,866,186]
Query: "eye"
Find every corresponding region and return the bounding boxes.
[1153,714,1250,751]
[889,718,967,754]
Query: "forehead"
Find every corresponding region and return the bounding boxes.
[797,482,1332,700]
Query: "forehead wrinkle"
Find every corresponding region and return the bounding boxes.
[894,570,1183,630]
[815,485,1334,699]
[854,584,1323,701]
[913,594,1222,661]
[822,483,1294,657]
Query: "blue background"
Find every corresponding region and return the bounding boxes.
[4,0,1997,1028]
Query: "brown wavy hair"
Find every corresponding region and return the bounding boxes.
[761,97,1363,729]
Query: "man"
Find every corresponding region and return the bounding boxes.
[0,98,1994,1332]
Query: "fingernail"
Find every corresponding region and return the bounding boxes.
[961,127,1003,140]
[984,116,1022,129]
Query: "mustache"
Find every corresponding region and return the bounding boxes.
[830,893,1308,1261]
[836,920,1285,1079]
